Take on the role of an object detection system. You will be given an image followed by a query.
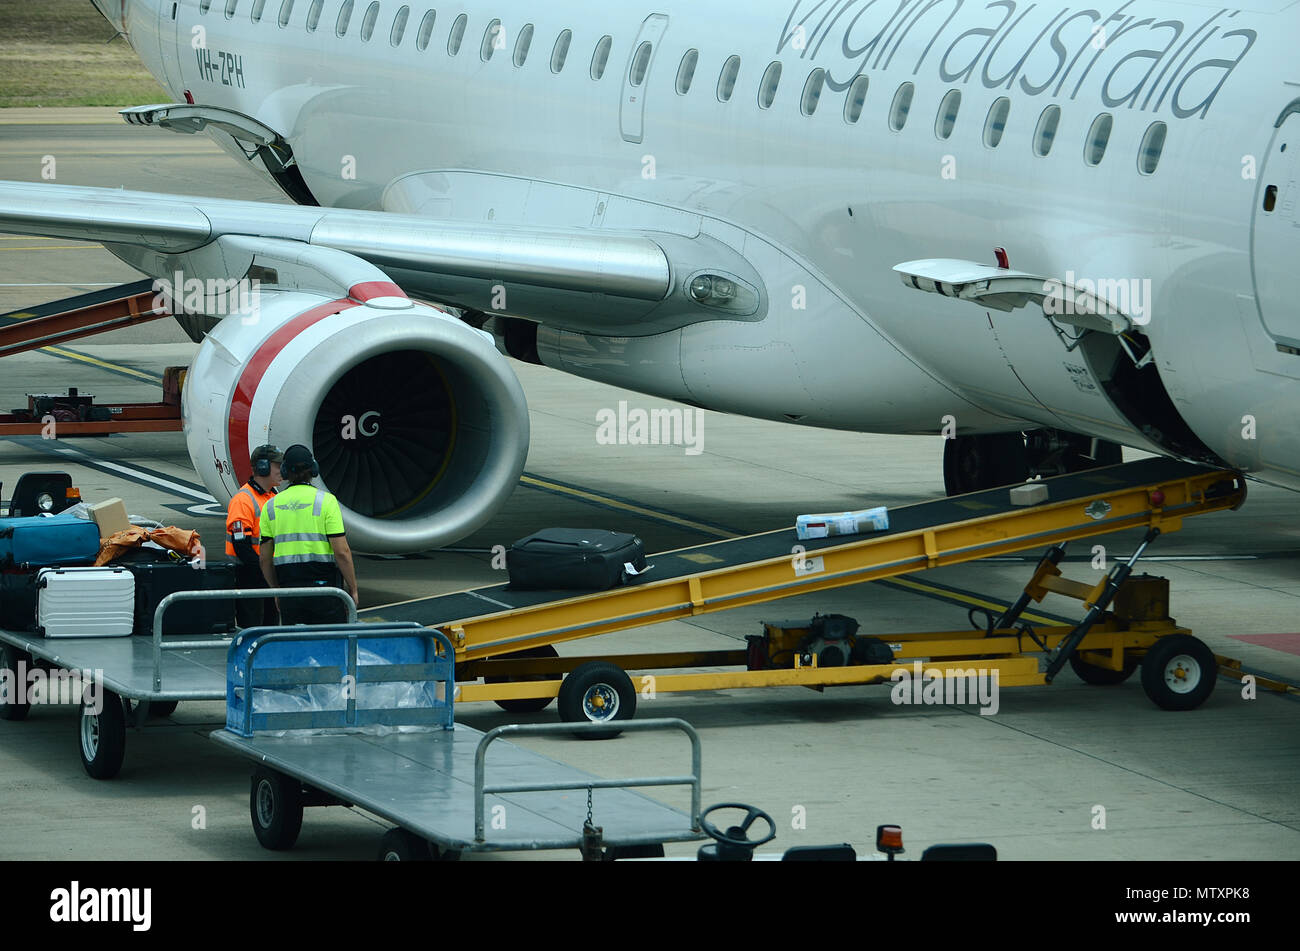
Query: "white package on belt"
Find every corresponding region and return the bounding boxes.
[795,506,890,541]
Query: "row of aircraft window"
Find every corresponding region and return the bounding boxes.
[200,0,1168,174]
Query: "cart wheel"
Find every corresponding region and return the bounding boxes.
[378,827,431,861]
[250,767,304,850]
[147,700,179,718]
[1068,653,1139,685]
[1140,634,1216,711]
[486,644,560,713]
[557,661,635,739]
[0,643,31,721]
[79,687,126,780]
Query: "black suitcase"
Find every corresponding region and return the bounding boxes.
[507,528,648,591]
[127,562,237,636]
[0,571,39,631]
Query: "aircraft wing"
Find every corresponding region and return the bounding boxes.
[0,179,765,335]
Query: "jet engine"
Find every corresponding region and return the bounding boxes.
[182,290,529,554]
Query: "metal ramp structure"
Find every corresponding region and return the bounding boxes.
[0,280,184,435]
[358,458,1266,717]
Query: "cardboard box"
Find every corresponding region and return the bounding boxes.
[88,497,130,540]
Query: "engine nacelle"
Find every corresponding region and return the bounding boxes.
[183,290,529,554]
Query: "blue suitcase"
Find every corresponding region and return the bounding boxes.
[0,514,102,569]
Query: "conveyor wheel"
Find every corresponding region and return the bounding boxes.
[486,644,560,713]
[0,644,31,721]
[1068,653,1139,685]
[378,828,431,861]
[79,687,126,779]
[557,661,635,739]
[251,766,304,850]
[1140,634,1216,710]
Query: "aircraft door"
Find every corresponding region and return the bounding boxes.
[619,14,669,144]
[1251,102,1300,349]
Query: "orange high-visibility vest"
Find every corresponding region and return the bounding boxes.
[225,482,276,557]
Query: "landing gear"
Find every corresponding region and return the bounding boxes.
[943,434,1028,495]
[943,430,1123,497]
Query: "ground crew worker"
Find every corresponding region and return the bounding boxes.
[226,444,282,629]
[259,444,358,624]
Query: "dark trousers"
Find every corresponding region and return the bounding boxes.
[277,571,349,626]
[234,565,279,630]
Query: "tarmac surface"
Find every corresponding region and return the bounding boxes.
[0,110,1296,862]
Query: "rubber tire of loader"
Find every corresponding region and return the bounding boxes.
[0,643,31,721]
[79,687,127,780]
[378,828,432,861]
[1068,653,1139,685]
[1140,634,1217,711]
[251,766,304,850]
[147,700,179,718]
[557,661,636,740]
[486,644,561,714]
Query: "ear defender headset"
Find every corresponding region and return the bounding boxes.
[250,445,282,478]
[283,444,320,478]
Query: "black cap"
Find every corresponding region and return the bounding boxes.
[282,444,316,474]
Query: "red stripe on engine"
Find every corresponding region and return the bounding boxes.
[348,281,406,302]
[227,298,359,486]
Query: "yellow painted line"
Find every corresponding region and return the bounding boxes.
[519,473,739,538]
[39,346,160,383]
[885,575,1061,627]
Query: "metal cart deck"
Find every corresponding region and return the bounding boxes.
[0,586,355,779]
[211,623,704,860]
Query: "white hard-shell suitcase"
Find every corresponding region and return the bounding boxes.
[36,567,135,638]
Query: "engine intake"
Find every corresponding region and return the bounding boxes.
[183,291,528,554]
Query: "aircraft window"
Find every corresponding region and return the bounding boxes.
[934,88,960,139]
[1033,104,1060,156]
[676,49,698,94]
[447,12,467,54]
[1264,184,1278,212]
[306,0,323,31]
[390,5,409,45]
[513,23,534,65]
[629,42,653,87]
[225,0,238,19]
[717,54,740,102]
[481,19,503,61]
[590,35,612,80]
[801,67,825,116]
[336,0,353,36]
[360,2,379,40]
[758,61,782,110]
[843,75,868,124]
[415,9,435,49]
[277,0,293,27]
[888,82,913,131]
[1085,113,1113,166]
[1138,121,1167,175]
[251,0,266,22]
[983,97,1010,148]
[200,0,213,13]
[551,29,572,72]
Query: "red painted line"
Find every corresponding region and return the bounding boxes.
[348,281,406,302]
[1228,633,1300,657]
[227,298,358,486]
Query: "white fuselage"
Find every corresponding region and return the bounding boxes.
[110,0,1300,488]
